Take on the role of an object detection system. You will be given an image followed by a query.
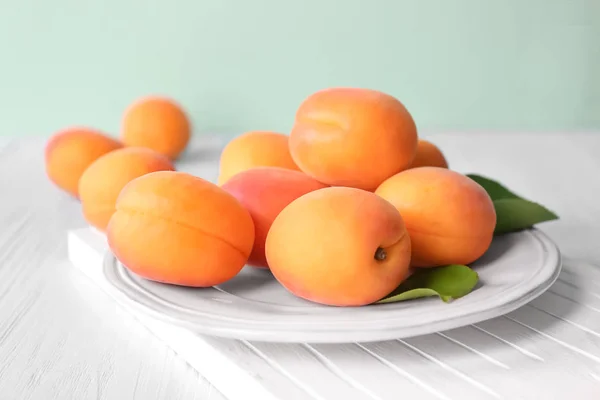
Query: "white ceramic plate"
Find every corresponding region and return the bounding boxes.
[102,228,561,343]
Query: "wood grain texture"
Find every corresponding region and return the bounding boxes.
[0,137,225,400]
[70,228,600,399]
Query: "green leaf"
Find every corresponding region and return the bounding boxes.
[376,264,479,304]
[466,173,559,234]
[494,198,559,234]
[466,173,521,201]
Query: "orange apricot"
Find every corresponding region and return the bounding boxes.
[409,139,448,169]
[44,127,122,197]
[375,167,496,268]
[265,186,412,307]
[107,171,255,287]
[217,131,300,185]
[221,167,328,268]
[78,147,175,232]
[289,87,418,191]
[121,96,191,159]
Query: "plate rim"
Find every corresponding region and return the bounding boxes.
[101,228,562,343]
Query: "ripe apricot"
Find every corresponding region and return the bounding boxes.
[107,171,254,287]
[121,96,191,160]
[409,139,448,169]
[217,131,300,185]
[375,167,496,267]
[78,147,175,232]
[265,186,412,307]
[289,87,418,191]
[221,167,328,268]
[45,127,122,197]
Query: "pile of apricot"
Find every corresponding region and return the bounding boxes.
[46,88,496,307]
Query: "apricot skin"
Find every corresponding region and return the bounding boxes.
[107,171,255,287]
[289,87,418,191]
[78,147,175,232]
[410,139,448,169]
[45,127,123,198]
[375,167,496,267]
[217,131,300,185]
[221,167,328,268]
[121,96,191,160]
[265,186,412,307]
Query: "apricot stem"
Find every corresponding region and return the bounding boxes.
[375,247,387,261]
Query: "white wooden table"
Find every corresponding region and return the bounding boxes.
[2,132,600,399]
[0,137,224,400]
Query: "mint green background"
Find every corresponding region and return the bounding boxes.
[1,0,598,138]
